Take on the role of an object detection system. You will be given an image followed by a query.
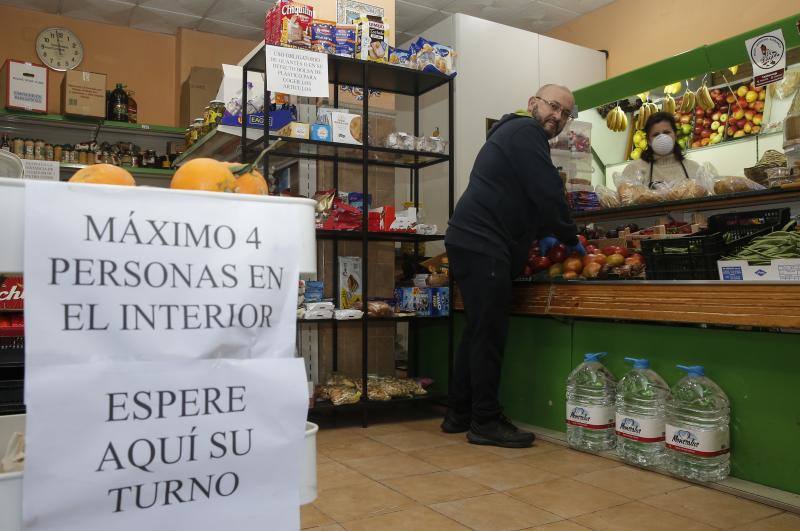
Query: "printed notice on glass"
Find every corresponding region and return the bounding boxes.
[265,45,329,97]
[22,181,309,531]
[21,160,59,181]
[745,28,786,87]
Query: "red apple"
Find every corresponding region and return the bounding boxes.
[719,104,729,112]
[726,126,736,136]
[758,91,766,101]
[753,113,763,125]
[532,255,552,272]
[680,115,691,124]
[736,118,746,129]
[701,129,711,138]
[711,112,721,121]
[733,130,746,139]
[578,234,588,246]
[703,118,712,127]
[753,101,765,112]
[694,126,703,136]
[691,141,702,148]
[585,244,598,255]
[700,138,710,146]
[752,125,761,134]
[726,94,737,104]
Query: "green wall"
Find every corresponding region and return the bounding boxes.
[418,315,800,495]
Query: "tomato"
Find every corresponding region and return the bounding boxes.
[583,262,602,279]
[547,244,567,264]
[582,254,607,268]
[602,245,629,258]
[585,244,598,255]
[606,253,625,267]
[563,257,583,274]
[532,256,552,272]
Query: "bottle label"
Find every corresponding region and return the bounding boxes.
[566,403,614,430]
[665,424,730,457]
[615,414,665,442]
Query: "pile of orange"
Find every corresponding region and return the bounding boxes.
[68,158,269,196]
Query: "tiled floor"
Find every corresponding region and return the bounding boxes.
[303,413,799,531]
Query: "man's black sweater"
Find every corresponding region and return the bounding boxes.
[445,112,579,273]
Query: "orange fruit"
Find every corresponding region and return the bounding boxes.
[234,169,269,195]
[170,158,236,192]
[68,164,136,186]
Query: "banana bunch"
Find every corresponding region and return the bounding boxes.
[635,101,658,130]
[606,106,628,132]
[663,81,682,95]
[695,84,714,111]
[662,94,676,115]
[679,89,696,113]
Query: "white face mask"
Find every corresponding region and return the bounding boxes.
[651,133,675,156]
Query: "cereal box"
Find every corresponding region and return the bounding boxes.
[334,24,356,58]
[355,15,389,62]
[339,256,362,309]
[265,0,313,49]
[311,20,336,54]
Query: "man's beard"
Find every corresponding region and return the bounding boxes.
[533,104,562,139]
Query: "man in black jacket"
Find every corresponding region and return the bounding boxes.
[442,84,584,448]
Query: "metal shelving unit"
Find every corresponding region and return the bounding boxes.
[238,48,455,425]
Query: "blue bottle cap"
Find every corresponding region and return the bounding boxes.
[677,365,704,377]
[584,352,608,362]
[624,357,649,369]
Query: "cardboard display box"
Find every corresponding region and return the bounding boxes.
[717,259,800,281]
[180,67,223,126]
[0,60,48,113]
[62,70,107,118]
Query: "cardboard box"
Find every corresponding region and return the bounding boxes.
[331,111,362,145]
[717,259,800,281]
[0,60,48,113]
[276,121,310,139]
[393,287,449,316]
[339,256,362,309]
[180,67,223,126]
[62,70,106,118]
[310,123,331,142]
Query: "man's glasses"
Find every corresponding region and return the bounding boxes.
[535,96,578,121]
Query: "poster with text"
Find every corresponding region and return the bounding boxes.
[22,181,310,531]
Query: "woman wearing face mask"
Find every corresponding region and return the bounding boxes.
[621,111,710,188]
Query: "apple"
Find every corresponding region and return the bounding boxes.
[720,113,728,123]
[737,86,748,97]
[701,129,712,138]
[733,130,746,138]
[585,244,598,255]
[710,120,720,130]
[753,101,765,112]
[735,118,746,129]
[737,97,748,109]
[602,246,628,258]
[700,138,710,146]
[548,263,563,278]
[691,141,702,148]
[606,253,625,267]
[703,118,712,127]
[563,257,583,274]
[745,91,757,103]
[711,112,721,121]
[733,109,745,120]
[744,110,755,121]
[563,271,579,280]
[547,244,567,264]
[681,124,692,135]
[582,254,607,268]
[719,104,729,112]
[727,126,736,136]
[532,256,552,272]
[726,94,736,104]
[759,90,766,101]
[695,108,705,117]
[694,126,703,136]
[753,114,763,125]
[625,254,644,266]
[583,262,602,279]
[752,125,761,134]
[680,115,691,125]
[744,123,753,134]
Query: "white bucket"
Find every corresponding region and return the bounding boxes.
[0,419,317,526]
[301,421,319,505]
[0,414,25,531]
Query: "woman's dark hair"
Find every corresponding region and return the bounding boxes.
[641,111,685,163]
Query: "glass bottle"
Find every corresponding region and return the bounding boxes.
[127,88,138,124]
[111,83,129,122]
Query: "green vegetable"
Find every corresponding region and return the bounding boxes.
[723,221,800,264]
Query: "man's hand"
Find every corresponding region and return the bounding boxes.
[539,236,558,256]
[567,242,586,256]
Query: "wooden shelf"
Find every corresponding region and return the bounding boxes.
[456,282,800,328]
[571,187,800,222]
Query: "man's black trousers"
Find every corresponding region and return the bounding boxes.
[445,244,512,424]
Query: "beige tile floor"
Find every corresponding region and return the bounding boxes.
[303,414,799,531]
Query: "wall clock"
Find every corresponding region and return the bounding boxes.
[36,27,83,71]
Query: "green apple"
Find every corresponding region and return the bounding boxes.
[711,120,720,130]
[681,124,692,135]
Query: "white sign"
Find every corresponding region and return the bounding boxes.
[265,45,329,98]
[23,181,309,530]
[21,160,59,181]
[745,28,786,87]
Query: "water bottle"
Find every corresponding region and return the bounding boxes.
[566,352,616,452]
[665,365,730,481]
[615,357,670,467]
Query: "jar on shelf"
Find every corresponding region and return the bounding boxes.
[23,139,35,160]
[78,151,88,165]
[61,146,72,163]
[209,100,225,127]
[184,127,193,147]
[12,138,24,158]
[120,152,132,166]
[94,150,103,165]
[53,145,63,163]
[34,139,45,161]
[194,118,207,140]
[143,149,157,168]
[44,143,54,161]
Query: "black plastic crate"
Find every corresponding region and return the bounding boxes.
[708,208,790,232]
[642,225,773,280]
